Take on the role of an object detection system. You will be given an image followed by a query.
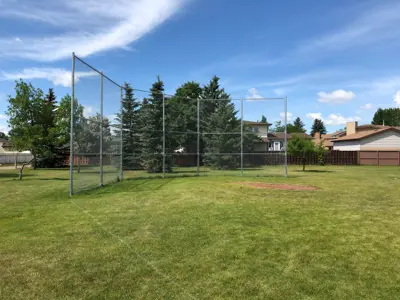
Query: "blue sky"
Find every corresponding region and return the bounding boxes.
[1,0,400,134]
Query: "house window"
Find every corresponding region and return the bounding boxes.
[268,142,274,148]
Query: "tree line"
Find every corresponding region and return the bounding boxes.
[5,76,262,172]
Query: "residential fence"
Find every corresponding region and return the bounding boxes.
[0,153,34,165]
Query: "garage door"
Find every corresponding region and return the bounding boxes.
[359,151,400,166]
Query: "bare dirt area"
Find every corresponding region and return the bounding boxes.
[235,182,318,191]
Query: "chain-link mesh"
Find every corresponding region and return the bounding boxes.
[70,54,287,195]
[71,55,122,194]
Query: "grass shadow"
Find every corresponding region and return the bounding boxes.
[294,170,334,173]
[39,178,69,181]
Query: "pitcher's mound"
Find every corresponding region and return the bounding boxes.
[236,182,317,191]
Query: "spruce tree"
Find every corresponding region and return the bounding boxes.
[260,115,267,123]
[139,77,173,173]
[292,117,306,133]
[310,119,327,137]
[115,83,140,169]
[37,88,60,168]
[203,99,241,169]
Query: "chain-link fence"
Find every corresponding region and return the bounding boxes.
[70,54,288,195]
[70,54,122,195]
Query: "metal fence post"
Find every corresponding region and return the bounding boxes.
[100,72,104,186]
[240,97,244,176]
[70,52,75,196]
[162,93,166,178]
[197,98,200,176]
[120,86,124,181]
[284,96,288,177]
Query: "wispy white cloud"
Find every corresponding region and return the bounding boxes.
[318,90,356,104]
[280,112,293,122]
[83,105,94,118]
[307,112,361,126]
[360,103,373,110]
[297,3,400,55]
[394,91,400,107]
[0,123,9,134]
[0,0,186,61]
[0,68,97,87]
[246,88,263,100]
[0,114,7,120]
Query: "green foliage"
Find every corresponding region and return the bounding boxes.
[271,120,304,133]
[6,80,46,168]
[310,119,327,137]
[168,81,202,154]
[139,77,173,173]
[0,132,8,140]
[372,108,400,126]
[36,88,64,168]
[271,121,285,132]
[292,117,306,133]
[260,115,267,123]
[287,135,318,171]
[115,83,140,169]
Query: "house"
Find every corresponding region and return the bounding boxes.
[314,130,346,150]
[244,121,311,151]
[332,122,400,151]
[0,138,13,153]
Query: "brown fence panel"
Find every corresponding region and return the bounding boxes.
[360,151,400,166]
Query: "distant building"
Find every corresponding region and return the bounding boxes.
[244,121,311,151]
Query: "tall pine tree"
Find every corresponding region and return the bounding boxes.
[139,77,173,173]
[292,117,306,133]
[310,119,327,137]
[115,83,140,169]
[201,77,242,169]
[37,88,61,168]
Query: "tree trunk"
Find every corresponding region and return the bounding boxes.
[14,153,18,169]
[18,158,34,180]
[32,153,37,170]
[302,157,306,171]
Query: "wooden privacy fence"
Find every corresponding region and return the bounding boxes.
[0,153,34,165]
[247,151,359,166]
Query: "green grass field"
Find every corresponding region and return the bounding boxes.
[1,166,400,299]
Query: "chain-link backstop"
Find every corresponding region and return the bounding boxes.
[70,54,288,195]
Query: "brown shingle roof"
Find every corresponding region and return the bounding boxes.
[270,132,311,139]
[334,126,400,142]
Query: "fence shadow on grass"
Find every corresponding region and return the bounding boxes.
[294,170,334,173]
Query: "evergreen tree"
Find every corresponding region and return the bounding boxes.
[37,88,61,168]
[139,77,173,173]
[260,115,267,123]
[115,83,140,169]
[372,108,400,126]
[203,99,242,169]
[168,81,202,155]
[292,117,306,133]
[310,119,327,137]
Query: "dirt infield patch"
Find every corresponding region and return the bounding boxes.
[235,182,317,191]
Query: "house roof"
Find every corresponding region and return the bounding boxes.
[270,132,311,139]
[334,126,400,142]
[243,120,272,126]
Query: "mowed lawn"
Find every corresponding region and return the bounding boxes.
[1,166,400,299]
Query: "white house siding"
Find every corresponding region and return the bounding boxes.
[360,130,400,150]
[333,140,361,151]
